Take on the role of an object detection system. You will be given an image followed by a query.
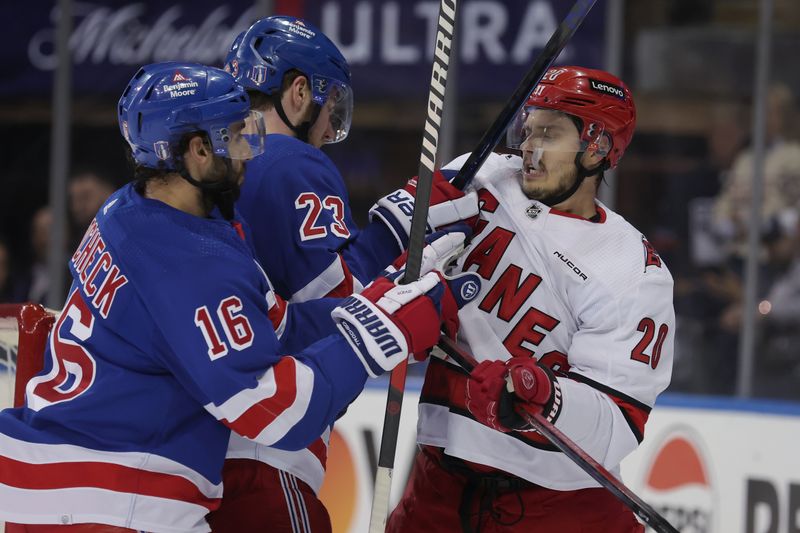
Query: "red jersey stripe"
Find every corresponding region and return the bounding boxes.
[223,358,299,439]
[0,455,220,511]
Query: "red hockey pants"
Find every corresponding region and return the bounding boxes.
[387,446,645,533]
[206,459,331,533]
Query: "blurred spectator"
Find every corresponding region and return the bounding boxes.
[18,206,53,305]
[684,209,799,396]
[753,211,800,399]
[68,170,116,251]
[669,85,800,396]
[657,103,747,276]
[712,83,800,260]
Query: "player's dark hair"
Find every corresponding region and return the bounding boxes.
[246,69,305,111]
[127,132,206,194]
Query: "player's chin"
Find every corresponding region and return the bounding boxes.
[521,171,548,194]
[521,180,553,200]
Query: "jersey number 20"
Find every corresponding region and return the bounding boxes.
[630,318,669,369]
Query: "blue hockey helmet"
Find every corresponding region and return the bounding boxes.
[224,16,353,144]
[118,62,266,169]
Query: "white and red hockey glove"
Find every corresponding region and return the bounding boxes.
[465,357,562,433]
[369,170,480,251]
[332,231,480,378]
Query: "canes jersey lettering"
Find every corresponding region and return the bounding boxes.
[0,184,368,531]
[417,153,674,490]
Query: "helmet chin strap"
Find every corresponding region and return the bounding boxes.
[272,94,322,144]
[178,158,239,221]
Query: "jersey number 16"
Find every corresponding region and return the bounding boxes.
[194,296,254,360]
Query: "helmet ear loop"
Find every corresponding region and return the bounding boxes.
[577,133,611,179]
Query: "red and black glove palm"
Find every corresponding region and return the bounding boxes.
[465,357,562,432]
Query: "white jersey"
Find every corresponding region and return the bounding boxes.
[417,153,675,490]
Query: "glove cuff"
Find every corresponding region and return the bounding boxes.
[536,364,563,425]
[500,363,563,431]
[369,189,416,250]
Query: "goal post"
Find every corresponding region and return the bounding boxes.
[0,304,56,409]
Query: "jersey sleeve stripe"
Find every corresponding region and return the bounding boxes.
[290,256,347,303]
[323,255,355,298]
[208,357,314,446]
[307,435,328,468]
[566,371,651,442]
[565,372,652,412]
[267,291,289,338]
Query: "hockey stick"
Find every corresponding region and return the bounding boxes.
[437,336,679,533]
[450,0,597,191]
[368,1,459,531]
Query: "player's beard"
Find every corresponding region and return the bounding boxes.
[200,157,244,220]
[521,162,579,206]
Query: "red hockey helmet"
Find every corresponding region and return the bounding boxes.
[521,66,636,169]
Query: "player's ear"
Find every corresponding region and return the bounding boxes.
[186,135,209,159]
[291,75,309,110]
[183,135,213,177]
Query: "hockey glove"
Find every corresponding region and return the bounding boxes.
[331,270,481,378]
[369,170,480,250]
[465,357,562,433]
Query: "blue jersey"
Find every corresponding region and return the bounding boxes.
[238,134,400,302]
[0,184,367,532]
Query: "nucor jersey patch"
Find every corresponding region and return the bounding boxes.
[552,250,588,281]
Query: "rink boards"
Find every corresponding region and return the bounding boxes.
[324,380,800,533]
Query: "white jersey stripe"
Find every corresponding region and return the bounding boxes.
[0,484,211,533]
[290,256,346,303]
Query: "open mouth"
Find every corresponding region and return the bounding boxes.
[522,163,546,180]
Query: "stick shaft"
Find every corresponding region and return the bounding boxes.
[368,2,458,531]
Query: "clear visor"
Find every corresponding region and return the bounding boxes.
[506,106,607,169]
[222,110,266,160]
[312,76,353,144]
